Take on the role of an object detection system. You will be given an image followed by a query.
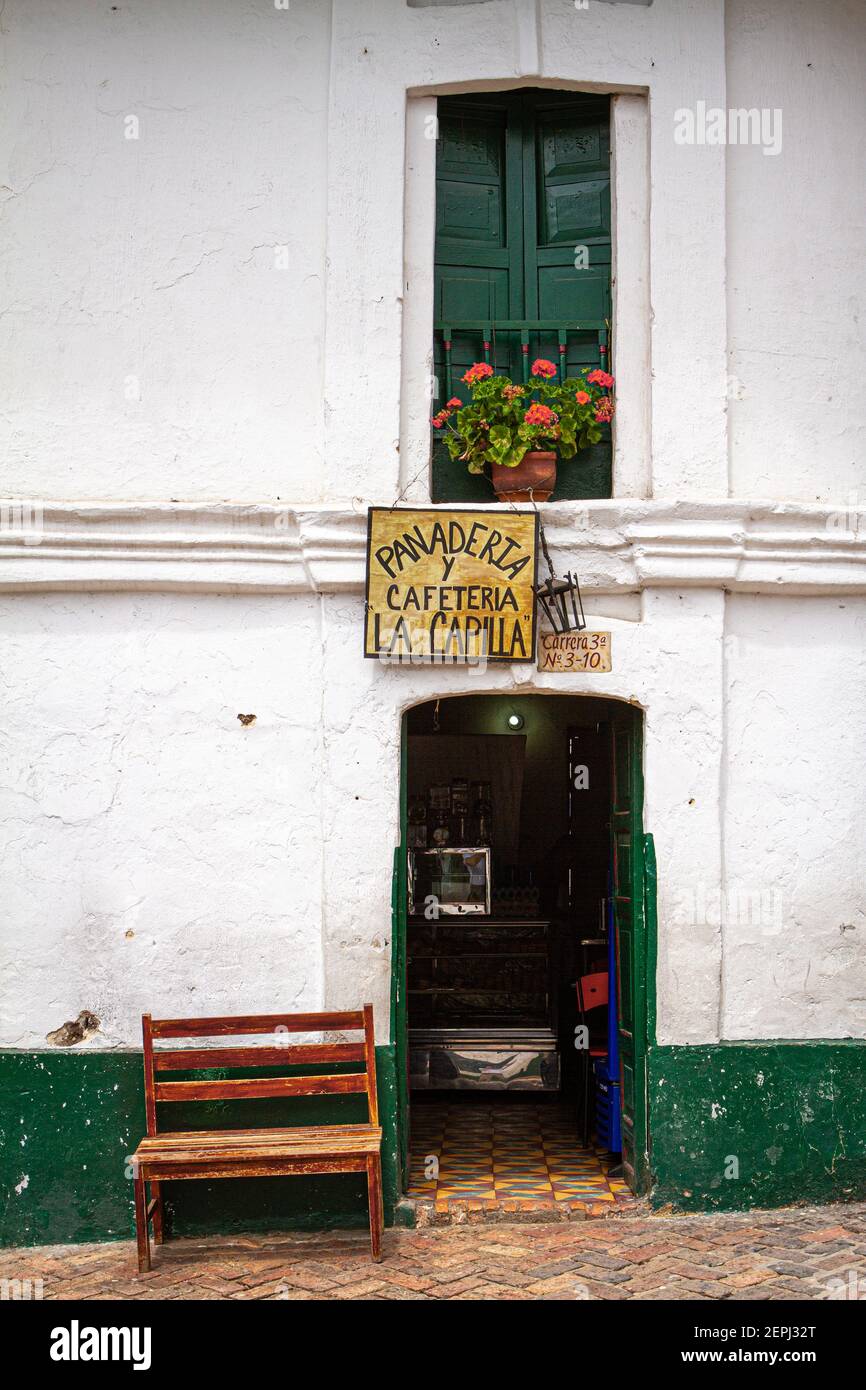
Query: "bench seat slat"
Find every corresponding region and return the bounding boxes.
[134,1124,383,1165]
[154,1073,368,1102]
[153,1042,365,1071]
[150,1011,364,1038]
[137,1123,379,1145]
[137,1123,380,1146]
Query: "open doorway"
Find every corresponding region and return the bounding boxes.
[395,693,648,1212]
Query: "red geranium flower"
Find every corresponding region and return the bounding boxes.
[575,390,590,405]
[462,362,494,385]
[530,358,557,379]
[524,403,558,427]
[446,397,462,408]
[594,396,615,423]
[587,369,615,389]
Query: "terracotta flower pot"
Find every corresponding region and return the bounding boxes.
[490,450,557,503]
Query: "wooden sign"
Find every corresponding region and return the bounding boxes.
[364,507,539,663]
[538,630,611,672]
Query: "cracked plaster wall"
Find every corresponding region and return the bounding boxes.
[720,595,866,1040]
[0,593,326,1047]
[1,0,329,502]
[1,0,863,503]
[726,0,866,499]
[1,588,863,1051]
[0,1,863,1055]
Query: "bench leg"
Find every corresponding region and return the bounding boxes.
[151,1180,165,1244]
[134,1173,151,1273]
[366,1154,383,1262]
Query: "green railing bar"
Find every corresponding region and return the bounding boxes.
[434,319,606,331]
[441,324,453,402]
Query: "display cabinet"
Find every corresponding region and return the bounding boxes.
[407,915,560,1091]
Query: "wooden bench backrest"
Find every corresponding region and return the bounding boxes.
[141,1007,378,1138]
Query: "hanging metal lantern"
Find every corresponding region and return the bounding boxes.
[533,569,586,635]
[532,517,586,635]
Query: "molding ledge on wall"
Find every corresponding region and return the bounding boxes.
[0,499,864,596]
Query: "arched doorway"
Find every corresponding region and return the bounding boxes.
[392,692,650,1212]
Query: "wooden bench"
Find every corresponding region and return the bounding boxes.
[131,1005,384,1271]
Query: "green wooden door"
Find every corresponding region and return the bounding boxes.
[392,722,410,1191]
[610,705,650,1192]
[432,90,612,503]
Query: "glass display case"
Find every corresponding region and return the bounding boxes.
[406,914,560,1092]
[408,847,491,917]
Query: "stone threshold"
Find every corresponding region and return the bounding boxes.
[396,1193,641,1228]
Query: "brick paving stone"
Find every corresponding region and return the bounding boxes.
[2,1201,864,1301]
[481,1264,541,1287]
[723,1269,778,1289]
[526,1272,588,1298]
[571,1250,630,1270]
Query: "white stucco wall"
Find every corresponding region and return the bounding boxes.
[5,0,862,505]
[721,594,866,1039]
[0,593,327,1045]
[2,584,863,1050]
[725,0,866,501]
[1,2,864,1055]
[1,0,330,503]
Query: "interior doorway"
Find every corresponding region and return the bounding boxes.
[393,693,649,1213]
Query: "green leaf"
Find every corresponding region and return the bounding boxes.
[505,443,529,468]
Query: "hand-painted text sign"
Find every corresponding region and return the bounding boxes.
[538,630,611,672]
[364,507,539,663]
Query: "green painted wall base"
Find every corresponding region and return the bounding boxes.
[648,1041,866,1212]
[0,1048,399,1249]
[3,1040,864,1246]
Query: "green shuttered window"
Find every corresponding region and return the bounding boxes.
[432,90,613,503]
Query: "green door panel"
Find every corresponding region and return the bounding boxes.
[532,100,611,269]
[536,266,610,323]
[436,106,507,187]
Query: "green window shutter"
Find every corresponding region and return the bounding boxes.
[432,99,515,504]
[431,91,612,503]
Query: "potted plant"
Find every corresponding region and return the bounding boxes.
[433,359,614,503]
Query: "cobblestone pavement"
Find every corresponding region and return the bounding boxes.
[2,1204,864,1301]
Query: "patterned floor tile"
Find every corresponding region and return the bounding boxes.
[407,1100,634,1214]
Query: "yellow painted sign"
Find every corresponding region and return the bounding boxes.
[538,630,612,672]
[364,507,539,663]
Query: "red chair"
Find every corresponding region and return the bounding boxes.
[575,971,608,1146]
